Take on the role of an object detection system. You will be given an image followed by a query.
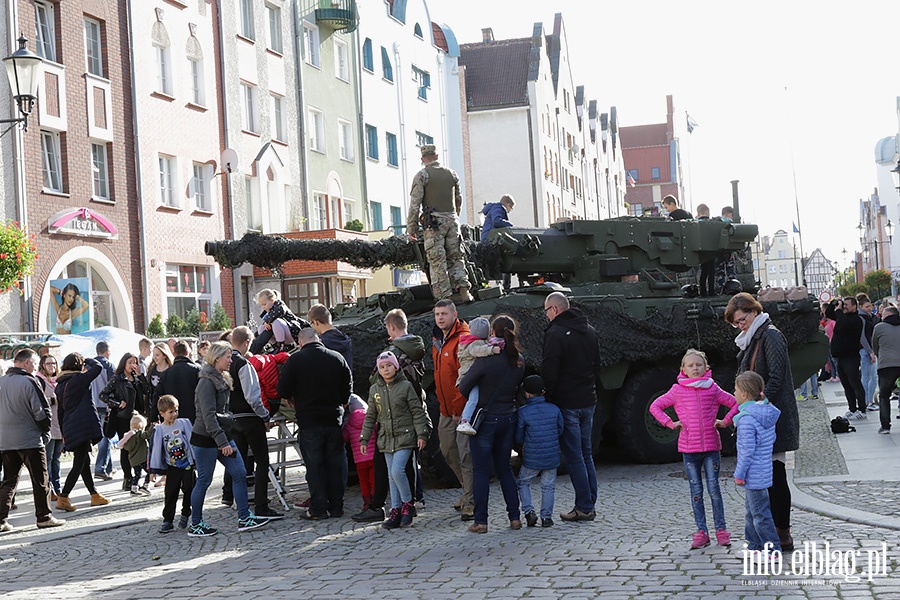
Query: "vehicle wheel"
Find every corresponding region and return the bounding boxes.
[418,388,461,488]
[614,366,681,464]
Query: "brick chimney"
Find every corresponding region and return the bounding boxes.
[482,28,494,42]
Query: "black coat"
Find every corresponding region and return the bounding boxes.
[825,303,864,358]
[100,373,146,419]
[56,359,103,451]
[459,353,524,416]
[541,308,601,409]
[155,355,200,422]
[277,341,351,428]
[736,317,799,453]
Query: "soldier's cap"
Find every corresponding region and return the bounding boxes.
[420,144,436,157]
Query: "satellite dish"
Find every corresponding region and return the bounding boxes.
[221,148,240,174]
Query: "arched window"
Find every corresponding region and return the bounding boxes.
[381,46,393,82]
[151,22,171,95]
[186,35,204,105]
[414,23,423,39]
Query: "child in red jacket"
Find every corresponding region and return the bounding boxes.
[343,394,374,513]
[649,349,739,550]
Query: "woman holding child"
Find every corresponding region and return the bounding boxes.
[459,315,524,533]
[726,292,799,552]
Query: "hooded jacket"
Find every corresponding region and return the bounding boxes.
[191,363,232,449]
[480,202,513,241]
[432,319,470,416]
[361,370,431,454]
[56,358,103,451]
[343,394,371,464]
[649,371,739,454]
[541,307,601,409]
[734,400,781,489]
[515,395,564,470]
[321,328,354,370]
[248,352,290,411]
[736,316,798,453]
[873,314,900,369]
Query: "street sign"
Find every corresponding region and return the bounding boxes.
[819,290,833,303]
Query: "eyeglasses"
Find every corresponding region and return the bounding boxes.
[731,313,751,328]
[543,306,554,314]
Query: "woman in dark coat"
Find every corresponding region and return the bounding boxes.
[726,292,798,551]
[459,315,525,533]
[55,353,110,511]
[100,353,147,490]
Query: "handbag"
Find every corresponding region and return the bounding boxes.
[216,411,234,435]
[468,386,503,433]
[103,406,118,438]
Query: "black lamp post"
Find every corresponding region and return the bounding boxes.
[0,36,43,132]
[892,160,900,192]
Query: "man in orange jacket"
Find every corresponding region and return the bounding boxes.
[432,299,474,520]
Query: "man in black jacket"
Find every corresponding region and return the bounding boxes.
[826,297,867,419]
[278,328,352,519]
[542,292,601,522]
[154,341,200,422]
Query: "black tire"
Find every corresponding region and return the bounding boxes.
[614,366,681,464]
[418,388,461,488]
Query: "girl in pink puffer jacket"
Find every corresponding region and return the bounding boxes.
[649,349,739,550]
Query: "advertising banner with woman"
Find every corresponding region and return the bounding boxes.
[49,277,91,334]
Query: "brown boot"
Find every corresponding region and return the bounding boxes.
[90,493,111,506]
[776,527,794,552]
[56,496,76,512]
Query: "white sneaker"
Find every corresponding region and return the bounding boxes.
[848,410,866,420]
[456,421,477,435]
[843,410,855,419]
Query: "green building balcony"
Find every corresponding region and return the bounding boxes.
[315,0,358,33]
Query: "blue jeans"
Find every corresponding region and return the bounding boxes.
[191,442,250,525]
[861,349,877,405]
[94,407,113,475]
[745,488,781,552]
[518,466,557,519]
[799,375,819,398]
[297,426,347,517]
[470,413,520,525]
[461,386,480,422]
[683,451,726,532]
[559,406,597,513]
[384,448,414,509]
[46,438,63,495]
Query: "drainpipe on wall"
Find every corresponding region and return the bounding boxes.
[393,43,409,224]
[7,2,32,331]
[125,0,150,334]
[352,28,368,227]
[291,0,310,228]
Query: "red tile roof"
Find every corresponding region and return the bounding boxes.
[432,23,448,53]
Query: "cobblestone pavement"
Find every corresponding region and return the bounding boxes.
[3,380,900,598]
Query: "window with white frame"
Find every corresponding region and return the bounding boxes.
[91,143,109,200]
[239,0,254,39]
[313,193,328,230]
[331,198,342,229]
[343,199,353,224]
[155,43,172,95]
[245,176,262,231]
[41,130,63,192]
[415,130,433,147]
[272,94,285,141]
[412,65,430,100]
[165,265,212,320]
[303,23,320,67]
[192,163,211,211]
[386,132,398,167]
[308,108,324,153]
[84,17,103,77]
[338,120,353,161]
[241,83,258,133]
[266,3,282,53]
[158,154,177,207]
[365,124,378,160]
[334,38,349,81]
[188,58,204,105]
[35,1,56,62]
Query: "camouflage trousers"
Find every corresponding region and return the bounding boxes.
[424,213,469,300]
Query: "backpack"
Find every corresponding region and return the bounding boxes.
[830,416,856,434]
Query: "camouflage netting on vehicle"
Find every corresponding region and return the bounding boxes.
[207,232,422,271]
[342,299,822,393]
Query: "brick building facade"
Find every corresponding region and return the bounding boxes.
[23,0,143,334]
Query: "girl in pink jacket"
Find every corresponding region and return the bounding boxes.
[649,349,739,550]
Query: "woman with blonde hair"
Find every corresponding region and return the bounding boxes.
[187,342,267,537]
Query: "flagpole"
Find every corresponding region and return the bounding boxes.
[785,86,806,285]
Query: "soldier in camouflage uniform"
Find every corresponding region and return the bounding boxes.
[407,145,473,303]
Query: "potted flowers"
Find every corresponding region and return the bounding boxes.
[0,220,38,294]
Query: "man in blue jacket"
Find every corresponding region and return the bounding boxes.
[480,194,515,241]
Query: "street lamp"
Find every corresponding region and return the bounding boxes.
[892,160,900,192]
[0,36,43,132]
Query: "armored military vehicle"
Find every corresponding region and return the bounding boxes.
[205,207,828,474]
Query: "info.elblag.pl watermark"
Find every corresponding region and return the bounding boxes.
[742,541,890,583]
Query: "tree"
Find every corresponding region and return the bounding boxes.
[344,219,364,232]
[209,303,233,331]
[838,282,868,297]
[165,314,190,337]
[185,307,203,336]
[864,269,892,301]
[146,314,165,337]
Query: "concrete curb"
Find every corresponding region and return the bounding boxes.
[0,516,150,551]
[788,468,900,531]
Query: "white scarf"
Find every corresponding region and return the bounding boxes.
[734,312,771,352]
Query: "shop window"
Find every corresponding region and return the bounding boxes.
[165,265,212,320]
